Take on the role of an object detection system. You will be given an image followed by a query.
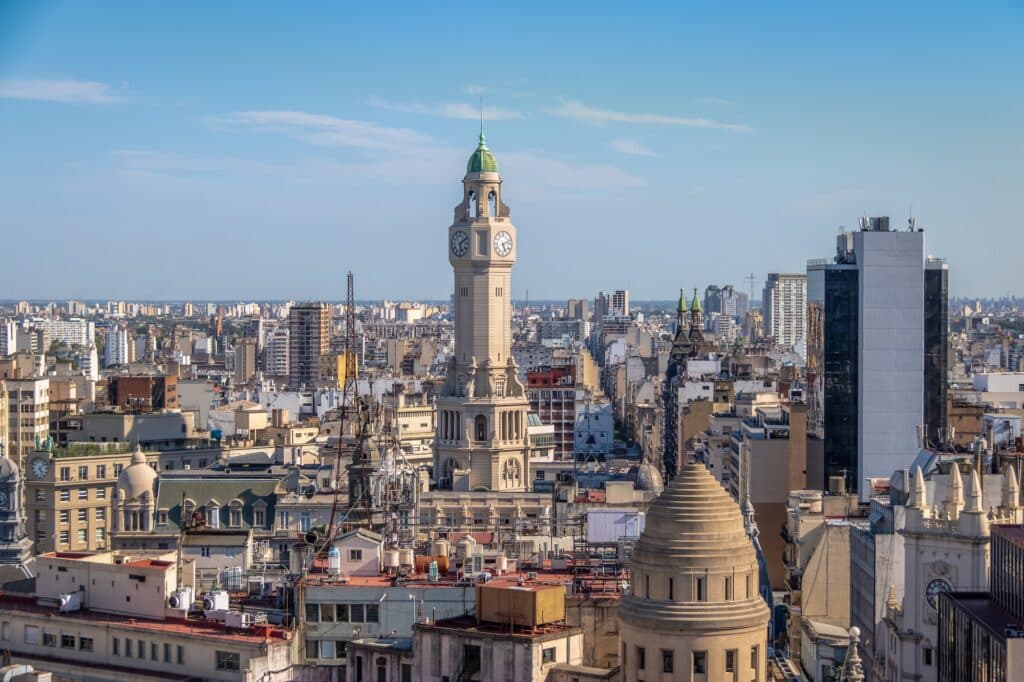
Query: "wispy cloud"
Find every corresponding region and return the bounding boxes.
[545,100,751,132]
[368,97,523,121]
[695,95,732,106]
[610,138,659,157]
[0,78,125,104]
[208,110,435,151]
[464,85,487,95]
[784,188,868,216]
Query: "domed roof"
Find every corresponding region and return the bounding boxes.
[466,132,499,174]
[117,444,158,501]
[635,461,665,494]
[0,453,17,482]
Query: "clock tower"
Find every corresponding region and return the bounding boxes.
[435,130,530,492]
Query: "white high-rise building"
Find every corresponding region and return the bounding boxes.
[43,318,95,347]
[104,327,129,368]
[434,130,530,492]
[762,273,807,348]
[265,328,290,378]
[0,319,16,357]
[80,345,100,381]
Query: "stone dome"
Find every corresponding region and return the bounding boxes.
[117,444,158,501]
[0,453,17,482]
[635,461,665,495]
[619,460,770,632]
[466,132,498,174]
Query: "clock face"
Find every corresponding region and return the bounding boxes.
[32,458,48,478]
[926,577,952,609]
[493,231,513,257]
[450,230,469,257]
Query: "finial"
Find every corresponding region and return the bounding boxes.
[479,95,485,143]
[839,626,865,681]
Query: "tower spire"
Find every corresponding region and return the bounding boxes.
[479,95,485,142]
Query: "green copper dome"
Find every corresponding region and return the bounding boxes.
[677,288,687,314]
[690,288,702,313]
[466,132,499,174]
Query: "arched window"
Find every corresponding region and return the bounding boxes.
[475,415,487,441]
[488,190,497,217]
[468,190,477,218]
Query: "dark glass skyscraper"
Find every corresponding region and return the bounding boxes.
[924,259,949,446]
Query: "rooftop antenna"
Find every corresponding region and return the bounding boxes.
[908,201,916,231]
[479,95,484,139]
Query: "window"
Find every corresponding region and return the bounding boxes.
[125,639,132,657]
[207,506,220,528]
[24,626,40,645]
[96,487,106,500]
[536,470,545,480]
[60,490,70,502]
[693,651,707,674]
[78,466,89,480]
[112,637,120,655]
[255,510,265,528]
[335,641,347,659]
[96,527,106,543]
[96,508,106,521]
[61,634,75,649]
[299,512,311,532]
[726,649,736,672]
[59,530,70,545]
[60,467,71,482]
[751,646,759,677]
[668,577,674,600]
[636,646,645,670]
[366,604,379,623]
[924,647,933,666]
[35,489,44,502]
[60,510,70,523]
[349,549,363,561]
[725,576,733,600]
[336,604,349,622]
[401,663,412,682]
[164,642,171,663]
[78,488,88,500]
[151,642,159,660]
[696,576,706,601]
[350,603,365,622]
[158,511,168,525]
[78,509,88,522]
[662,650,673,673]
[216,651,240,671]
[114,464,123,476]
[177,645,184,665]
[44,632,56,647]
[278,511,290,529]
[96,465,106,479]
[645,574,650,598]
[77,528,87,544]
[80,637,94,652]
[320,604,335,622]
[542,647,556,664]
[305,603,320,622]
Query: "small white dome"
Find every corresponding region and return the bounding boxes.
[116,444,158,501]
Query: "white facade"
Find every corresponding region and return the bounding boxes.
[855,229,925,498]
[265,328,289,376]
[0,319,18,356]
[763,273,807,348]
[104,327,130,367]
[42,318,95,346]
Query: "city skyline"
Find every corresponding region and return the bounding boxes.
[1,2,1022,301]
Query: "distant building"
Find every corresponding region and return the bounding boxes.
[108,374,179,412]
[104,326,129,367]
[763,273,807,348]
[234,338,258,385]
[288,302,330,390]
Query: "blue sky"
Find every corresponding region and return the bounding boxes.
[1,1,1021,301]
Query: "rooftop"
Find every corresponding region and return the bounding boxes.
[946,591,1024,641]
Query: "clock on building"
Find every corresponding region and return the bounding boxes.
[31,458,48,478]
[493,231,512,257]
[450,230,469,257]
[926,577,952,609]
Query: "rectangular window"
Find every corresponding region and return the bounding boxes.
[336,604,349,622]
[299,512,311,532]
[725,576,733,601]
[254,510,265,527]
[43,632,56,647]
[78,466,88,480]
[402,663,412,682]
[112,637,120,655]
[668,577,674,600]
[320,604,335,622]
[36,489,44,502]
[752,646,759,680]
[476,231,488,256]
[693,651,707,674]
[696,577,706,602]
[662,650,673,673]
[637,646,645,670]
[216,651,240,671]
[177,645,184,665]
[78,488,88,500]
[542,647,556,664]
[60,467,70,482]
[96,487,106,500]
[924,647,933,666]
[305,603,320,622]
[114,464,123,476]
[77,528,87,543]
[366,604,379,623]
[60,490,70,502]
[125,639,132,657]
[59,530,70,545]
[96,507,106,521]
[349,549,363,561]
[151,642,159,660]
[158,511,168,525]
[96,527,106,543]
[60,510,70,523]
[24,626,40,645]
[164,642,171,663]
[726,649,736,672]
[61,634,75,649]
[306,639,320,659]
[350,603,365,622]
[78,509,88,522]
[80,637,94,652]
[96,465,106,479]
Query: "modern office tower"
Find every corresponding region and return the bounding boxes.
[924,258,949,446]
[287,302,330,390]
[703,285,723,315]
[610,289,630,317]
[104,327,129,368]
[234,338,258,385]
[807,216,946,500]
[763,273,807,348]
[434,130,531,491]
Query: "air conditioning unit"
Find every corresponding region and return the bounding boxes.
[526,571,538,581]
[203,589,230,612]
[168,586,194,610]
